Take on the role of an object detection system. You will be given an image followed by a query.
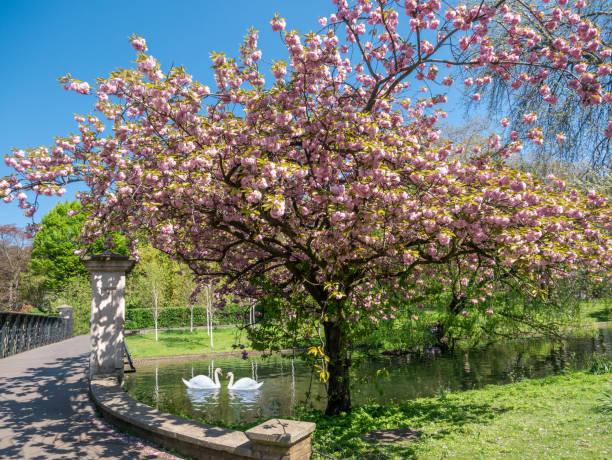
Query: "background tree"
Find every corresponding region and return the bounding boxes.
[199,284,215,348]
[18,271,51,312]
[130,244,172,341]
[51,276,92,335]
[28,202,87,293]
[2,0,611,415]
[0,225,31,310]
[28,201,129,293]
[174,267,197,332]
[461,0,612,167]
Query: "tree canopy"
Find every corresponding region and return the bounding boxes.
[28,201,129,292]
[2,0,611,414]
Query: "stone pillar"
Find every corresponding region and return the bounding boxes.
[83,252,135,381]
[57,305,74,338]
[245,418,316,459]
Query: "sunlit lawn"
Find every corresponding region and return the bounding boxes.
[125,327,249,358]
[580,298,612,327]
[305,371,612,459]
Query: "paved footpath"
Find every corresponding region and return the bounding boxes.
[0,335,179,459]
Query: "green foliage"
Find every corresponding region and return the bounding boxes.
[26,306,52,315]
[130,245,168,324]
[18,270,52,312]
[127,243,191,315]
[125,306,236,330]
[29,201,85,292]
[51,275,91,335]
[246,291,320,353]
[589,356,612,375]
[28,201,128,293]
[367,278,602,354]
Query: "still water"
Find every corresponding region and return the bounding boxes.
[124,327,611,426]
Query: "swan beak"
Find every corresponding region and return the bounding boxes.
[219,371,223,376]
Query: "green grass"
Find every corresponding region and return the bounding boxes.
[579,298,612,326]
[125,327,249,358]
[301,371,612,459]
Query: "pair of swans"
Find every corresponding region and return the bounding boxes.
[182,367,263,390]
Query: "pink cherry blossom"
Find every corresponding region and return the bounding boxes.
[131,37,147,52]
[3,0,612,416]
[270,15,286,32]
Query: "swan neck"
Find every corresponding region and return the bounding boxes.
[228,374,234,388]
[214,371,220,387]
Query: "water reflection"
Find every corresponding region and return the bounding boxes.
[124,327,612,426]
[154,367,159,409]
[229,389,261,405]
[186,388,220,406]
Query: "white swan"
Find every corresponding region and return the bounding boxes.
[182,368,222,389]
[226,371,264,390]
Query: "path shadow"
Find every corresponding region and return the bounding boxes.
[0,337,173,459]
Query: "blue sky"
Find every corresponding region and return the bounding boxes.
[0,0,468,229]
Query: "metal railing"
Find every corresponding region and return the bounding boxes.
[0,310,72,358]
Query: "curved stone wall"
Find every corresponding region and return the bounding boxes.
[89,377,315,460]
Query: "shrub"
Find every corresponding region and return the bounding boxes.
[125,306,237,330]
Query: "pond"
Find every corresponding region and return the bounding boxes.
[124,326,611,426]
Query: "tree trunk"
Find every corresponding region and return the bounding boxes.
[323,321,351,415]
[209,306,214,348]
[190,304,193,333]
[431,294,464,353]
[154,308,158,342]
[432,321,451,353]
[8,284,14,309]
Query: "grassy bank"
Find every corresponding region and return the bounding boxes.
[302,371,612,459]
[124,300,610,359]
[125,327,249,358]
[580,298,612,327]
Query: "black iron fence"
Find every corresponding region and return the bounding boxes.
[0,308,73,358]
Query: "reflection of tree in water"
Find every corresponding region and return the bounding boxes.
[506,351,533,383]
[545,342,568,375]
[154,367,159,410]
[291,358,295,416]
[459,351,474,391]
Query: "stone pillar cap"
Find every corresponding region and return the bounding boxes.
[245,419,316,446]
[82,250,135,273]
[57,305,73,316]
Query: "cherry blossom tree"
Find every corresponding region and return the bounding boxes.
[460,0,611,167]
[2,0,611,414]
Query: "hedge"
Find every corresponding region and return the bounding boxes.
[125,306,245,330]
